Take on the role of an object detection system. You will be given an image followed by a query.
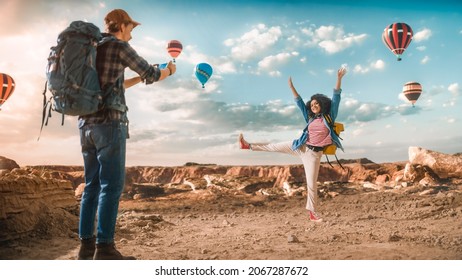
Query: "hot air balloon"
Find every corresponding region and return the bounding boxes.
[1,73,15,110]
[382,22,413,61]
[402,81,422,107]
[167,40,183,62]
[195,63,213,88]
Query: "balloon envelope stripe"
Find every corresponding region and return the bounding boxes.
[168,42,183,49]
[404,92,421,101]
[168,49,182,57]
[195,63,213,87]
[399,23,413,50]
[196,68,210,79]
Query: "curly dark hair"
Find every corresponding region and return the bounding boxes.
[306,93,332,118]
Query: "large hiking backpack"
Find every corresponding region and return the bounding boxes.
[41,21,103,130]
[323,114,345,169]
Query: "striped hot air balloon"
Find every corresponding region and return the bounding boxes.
[382,22,413,61]
[1,73,15,109]
[167,40,183,62]
[402,81,422,107]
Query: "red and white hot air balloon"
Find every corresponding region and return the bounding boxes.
[382,22,413,61]
[402,81,422,107]
[167,40,183,62]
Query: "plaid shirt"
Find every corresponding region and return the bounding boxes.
[79,34,160,127]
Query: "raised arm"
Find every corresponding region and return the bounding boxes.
[288,77,300,98]
[335,67,347,91]
[124,61,176,89]
[124,76,142,89]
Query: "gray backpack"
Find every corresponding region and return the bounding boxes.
[41,21,103,130]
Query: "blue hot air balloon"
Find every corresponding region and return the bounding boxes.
[195,63,213,88]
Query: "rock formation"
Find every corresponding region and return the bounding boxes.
[0,156,20,172]
[408,146,462,179]
[0,167,78,242]
[1,146,461,242]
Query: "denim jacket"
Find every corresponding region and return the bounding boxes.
[291,88,344,152]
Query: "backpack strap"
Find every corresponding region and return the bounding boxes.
[324,113,338,135]
[334,154,345,170]
[38,81,52,141]
[324,113,333,125]
[325,154,345,170]
[324,113,345,170]
[325,154,334,168]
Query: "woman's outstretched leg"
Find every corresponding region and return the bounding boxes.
[238,134,298,156]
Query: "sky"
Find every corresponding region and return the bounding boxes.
[0,0,461,167]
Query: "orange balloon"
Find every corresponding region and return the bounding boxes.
[167,40,183,61]
[1,73,15,108]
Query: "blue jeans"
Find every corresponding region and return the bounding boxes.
[79,121,127,244]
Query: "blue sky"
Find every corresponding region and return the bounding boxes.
[0,0,461,166]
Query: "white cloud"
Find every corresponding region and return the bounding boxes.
[421,55,430,64]
[352,60,385,74]
[224,24,282,62]
[413,28,432,42]
[339,97,422,123]
[257,52,298,75]
[416,46,426,51]
[258,53,292,70]
[314,26,367,54]
[448,83,460,95]
[371,59,385,70]
[268,71,282,77]
[352,128,364,137]
[446,118,456,124]
[0,0,104,36]
[299,25,367,54]
[353,64,369,74]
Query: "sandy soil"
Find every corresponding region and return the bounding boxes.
[1,183,462,260]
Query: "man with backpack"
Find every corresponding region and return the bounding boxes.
[77,9,176,260]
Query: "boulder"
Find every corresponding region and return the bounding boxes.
[0,156,20,171]
[408,147,462,179]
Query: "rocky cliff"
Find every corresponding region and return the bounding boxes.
[1,146,461,242]
[0,168,78,242]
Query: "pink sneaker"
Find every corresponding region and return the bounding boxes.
[308,211,323,222]
[239,133,250,149]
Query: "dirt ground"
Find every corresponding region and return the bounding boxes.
[1,183,462,260]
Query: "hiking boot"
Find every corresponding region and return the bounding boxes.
[93,242,136,260]
[308,211,323,223]
[239,133,250,149]
[77,237,96,260]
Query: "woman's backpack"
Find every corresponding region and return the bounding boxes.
[323,114,345,169]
